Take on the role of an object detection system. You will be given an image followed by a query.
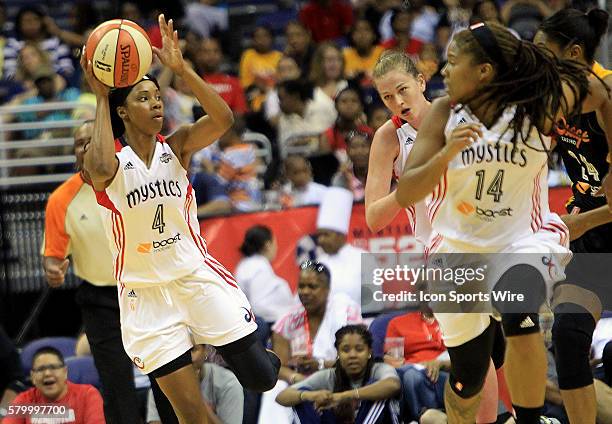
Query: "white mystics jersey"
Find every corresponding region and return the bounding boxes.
[391,116,432,244]
[96,134,236,287]
[432,105,557,248]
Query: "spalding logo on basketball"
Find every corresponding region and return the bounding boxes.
[86,19,152,88]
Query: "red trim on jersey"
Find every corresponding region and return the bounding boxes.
[114,139,124,152]
[429,172,447,222]
[548,221,569,246]
[391,115,403,129]
[156,133,166,144]
[530,166,544,232]
[95,190,125,282]
[424,234,443,261]
[183,183,238,288]
[406,205,416,234]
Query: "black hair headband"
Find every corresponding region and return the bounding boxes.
[469,22,508,71]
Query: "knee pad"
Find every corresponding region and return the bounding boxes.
[491,319,506,369]
[493,265,546,315]
[217,332,279,392]
[501,312,540,336]
[447,321,495,398]
[552,305,595,390]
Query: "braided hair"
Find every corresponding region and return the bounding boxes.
[332,325,375,422]
[453,22,591,146]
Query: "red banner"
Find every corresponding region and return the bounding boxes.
[199,187,573,291]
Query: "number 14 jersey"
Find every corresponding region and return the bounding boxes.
[96,134,215,286]
[432,105,560,248]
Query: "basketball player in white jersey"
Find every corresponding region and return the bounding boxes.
[394,22,600,424]
[366,51,512,424]
[80,15,279,424]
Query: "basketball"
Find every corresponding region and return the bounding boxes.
[85,19,153,88]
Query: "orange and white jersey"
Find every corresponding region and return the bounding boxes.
[391,115,432,245]
[431,105,568,249]
[96,134,237,287]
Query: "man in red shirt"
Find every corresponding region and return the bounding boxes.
[3,347,105,424]
[298,0,354,43]
[196,38,248,115]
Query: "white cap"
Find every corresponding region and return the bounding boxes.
[316,187,354,234]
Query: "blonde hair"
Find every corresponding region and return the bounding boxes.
[16,41,52,82]
[372,50,419,80]
[309,42,344,87]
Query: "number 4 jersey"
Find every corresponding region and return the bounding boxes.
[431,105,565,248]
[96,134,216,286]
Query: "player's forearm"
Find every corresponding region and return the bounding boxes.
[366,192,402,233]
[85,96,117,182]
[576,206,612,230]
[396,150,449,208]
[179,65,233,131]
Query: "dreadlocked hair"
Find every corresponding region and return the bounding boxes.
[332,325,375,422]
[453,22,591,149]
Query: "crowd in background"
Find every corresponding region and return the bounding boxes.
[0,0,588,216]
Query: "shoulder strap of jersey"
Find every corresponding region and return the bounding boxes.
[391,115,403,129]
[593,62,612,79]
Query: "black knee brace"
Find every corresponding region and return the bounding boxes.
[493,264,546,315]
[552,304,595,390]
[501,312,540,336]
[491,319,506,369]
[447,319,496,398]
[216,332,280,392]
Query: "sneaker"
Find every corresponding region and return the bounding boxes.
[540,417,561,424]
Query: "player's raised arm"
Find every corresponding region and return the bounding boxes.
[80,49,118,191]
[154,14,234,166]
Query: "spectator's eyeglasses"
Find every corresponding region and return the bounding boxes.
[32,364,65,373]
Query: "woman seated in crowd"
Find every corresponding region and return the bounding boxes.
[276,324,401,424]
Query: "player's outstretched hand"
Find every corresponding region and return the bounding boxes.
[442,123,482,162]
[44,257,69,288]
[153,14,186,76]
[80,46,110,97]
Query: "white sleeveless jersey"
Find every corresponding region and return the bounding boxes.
[96,135,236,287]
[391,116,432,244]
[432,105,557,248]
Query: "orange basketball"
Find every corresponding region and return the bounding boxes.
[86,19,152,88]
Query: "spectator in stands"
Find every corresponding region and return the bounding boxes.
[235,225,297,324]
[309,42,348,105]
[147,345,238,424]
[239,25,283,111]
[16,65,79,140]
[471,0,503,23]
[320,86,372,159]
[215,119,263,212]
[42,1,99,49]
[157,58,198,134]
[298,0,354,44]
[0,326,27,414]
[197,37,248,115]
[272,261,362,386]
[284,21,316,79]
[342,19,384,84]
[191,168,232,218]
[276,324,401,424]
[380,8,425,59]
[501,0,552,40]
[367,104,391,132]
[119,2,162,49]
[41,121,144,424]
[435,0,472,59]
[315,187,366,305]
[279,155,327,208]
[2,5,74,81]
[183,0,228,39]
[3,347,105,424]
[3,42,65,103]
[383,305,449,422]
[263,55,302,127]
[331,131,371,201]
[277,79,336,153]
